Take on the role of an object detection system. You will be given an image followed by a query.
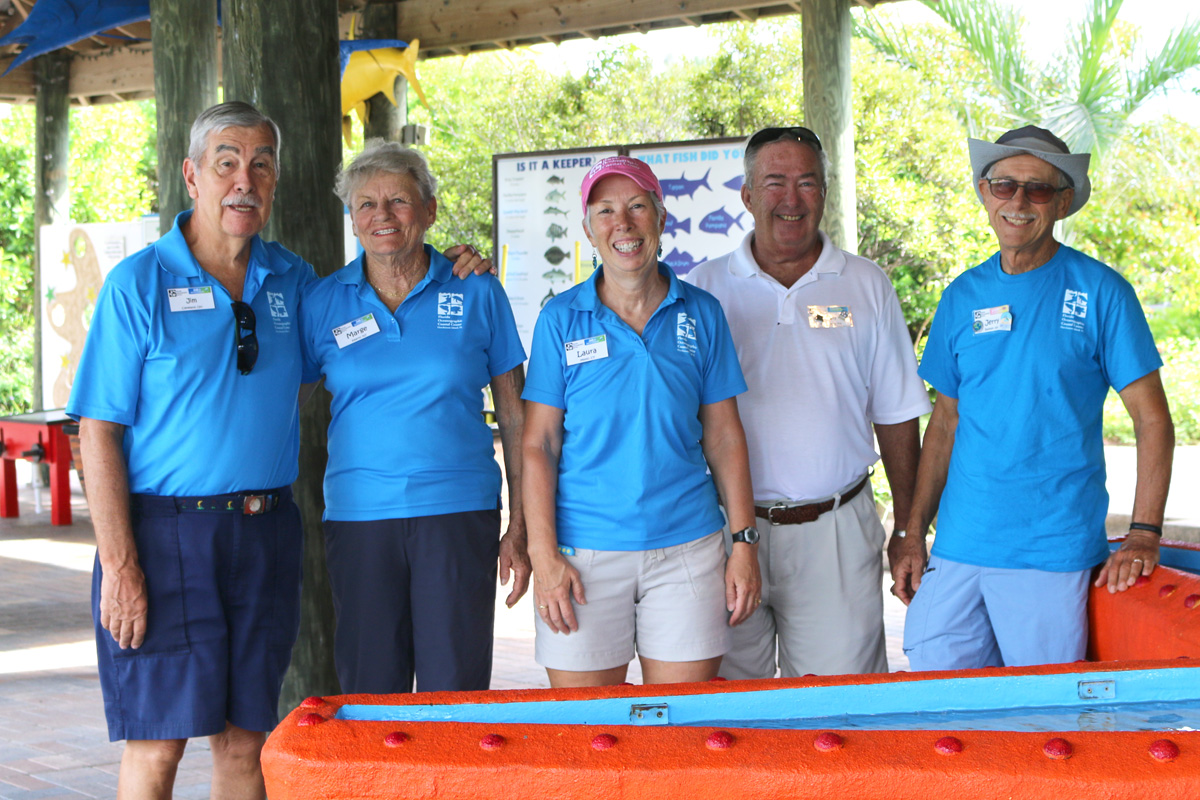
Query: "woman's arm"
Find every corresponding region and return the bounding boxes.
[699,397,761,627]
[522,400,585,633]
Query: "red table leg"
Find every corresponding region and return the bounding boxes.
[0,458,16,518]
[49,426,72,526]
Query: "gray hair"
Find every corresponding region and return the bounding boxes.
[984,160,1073,189]
[743,131,828,191]
[582,192,667,238]
[335,139,438,207]
[188,101,281,174]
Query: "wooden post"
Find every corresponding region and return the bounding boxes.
[801,0,857,254]
[223,0,345,713]
[149,0,219,234]
[362,2,407,142]
[32,51,71,413]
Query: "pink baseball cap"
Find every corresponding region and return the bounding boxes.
[579,156,663,215]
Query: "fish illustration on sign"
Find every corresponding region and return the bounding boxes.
[660,169,711,199]
[662,247,706,275]
[541,287,557,308]
[546,223,569,241]
[723,175,745,191]
[544,246,570,265]
[699,207,746,236]
[542,268,569,282]
[664,212,691,238]
[545,188,567,203]
[546,175,566,185]
[544,206,569,217]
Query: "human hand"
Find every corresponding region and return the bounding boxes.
[532,552,585,634]
[498,524,531,608]
[99,564,148,649]
[887,530,928,606]
[1095,531,1159,593]
[725,543,761,626]
[443,244,495,279]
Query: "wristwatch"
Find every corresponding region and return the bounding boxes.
[731,526,760,545]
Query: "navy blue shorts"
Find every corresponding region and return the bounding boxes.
[92,489,303,741]
[324,509,500,694]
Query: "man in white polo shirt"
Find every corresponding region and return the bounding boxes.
[686,126,931,677]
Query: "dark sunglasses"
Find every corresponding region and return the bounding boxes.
[984,178,1068,205]
[232,300,258,375]
[748,126,823,151]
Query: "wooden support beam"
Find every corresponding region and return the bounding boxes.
[362,0,406,143]
[68,46,154,100]
[224,0,346,716]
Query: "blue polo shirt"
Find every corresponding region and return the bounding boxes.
[919,245,1162,571]
[300,246,526,521]
[523,264,747,551]
[67,210,316,496]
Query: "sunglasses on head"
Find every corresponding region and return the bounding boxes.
[984,178,1068,205]
[748,126,823,151]
[232,300,258,375]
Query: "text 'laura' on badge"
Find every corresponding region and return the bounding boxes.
[564,334,609,366]
[972,304,1012,335]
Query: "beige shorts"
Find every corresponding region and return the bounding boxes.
[534,531,731,671]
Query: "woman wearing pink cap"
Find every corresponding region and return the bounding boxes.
[522,156,761,688]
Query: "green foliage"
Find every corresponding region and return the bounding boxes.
[0,106,36,416]
[70,101,158,222]
[1104,338,1200,445]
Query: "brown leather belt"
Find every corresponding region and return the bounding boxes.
[754,475,870,526]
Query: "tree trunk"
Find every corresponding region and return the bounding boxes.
[801,0,857,254]
[149,0,219,234]
[361,3,407,143]
[33,51,71,413]
[223,0,345,714]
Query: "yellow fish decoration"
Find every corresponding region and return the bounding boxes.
[341,38,429,144]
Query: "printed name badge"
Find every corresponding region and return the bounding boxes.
[332,313,382,349]
[972,304,1013,335]
[167,286,216,312]
[808,305,853,328]
[564,334,609,366]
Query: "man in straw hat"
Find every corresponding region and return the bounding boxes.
[893,125,1174,670]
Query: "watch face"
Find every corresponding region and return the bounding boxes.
[734,527,760,545]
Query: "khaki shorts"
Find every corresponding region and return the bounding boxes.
[534,531,731,671]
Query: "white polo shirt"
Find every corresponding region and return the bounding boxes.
[686,231,931,502]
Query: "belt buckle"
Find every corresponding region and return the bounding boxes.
[242,494,268,515]
[767,502,789,526]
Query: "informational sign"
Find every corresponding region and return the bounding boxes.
[492,147,618,353]
[493,137,745,355]
[39,213,361,410]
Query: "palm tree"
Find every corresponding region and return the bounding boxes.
[859,0,1200,160]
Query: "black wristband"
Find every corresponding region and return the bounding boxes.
[1128,522,1163,537]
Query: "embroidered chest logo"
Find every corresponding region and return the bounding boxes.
[676,312,698,355]
[437,292,464,330]
[266,291,291,333]
[1061,289,1087,333]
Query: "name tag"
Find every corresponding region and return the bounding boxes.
[167,286,215,312]
[332,313,382,349]
[973,304,1012,335]
[808,305,853,328]
[564,334,608,366]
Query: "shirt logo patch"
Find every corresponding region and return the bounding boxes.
[1061,289,1087,333]
[267,291,290,332]
[676,312,698,355]
[437,292,464,330]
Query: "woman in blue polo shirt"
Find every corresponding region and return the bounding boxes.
[300,140,529,694]
[523,156,761,688]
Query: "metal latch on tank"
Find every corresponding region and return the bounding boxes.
[1078,680,1115,701]
[629,703,669,725]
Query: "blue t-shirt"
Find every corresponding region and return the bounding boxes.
[522,264,748,551]
[300,246,526,521]
[919,245,1162,571]
[66,210,316,496]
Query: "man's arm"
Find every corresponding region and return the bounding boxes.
[895,393,958,605]
[491,365,531,608]
[79,417,147,649]
[877,418,922,587]
[1095,370,1174,593]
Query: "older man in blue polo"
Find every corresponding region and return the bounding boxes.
[892,125,1174,670]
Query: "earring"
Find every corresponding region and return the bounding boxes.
[592,250,598,269]
[658,245,663,257]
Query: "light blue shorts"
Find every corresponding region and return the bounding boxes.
[902,555,1090,671]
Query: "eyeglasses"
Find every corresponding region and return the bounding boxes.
[232,300,258,375]
[984,178,1068,205]
[747,126,823,151]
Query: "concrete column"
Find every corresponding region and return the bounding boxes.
[150,0,219,234]
[33,51,71,412]
[801,0,857,254]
